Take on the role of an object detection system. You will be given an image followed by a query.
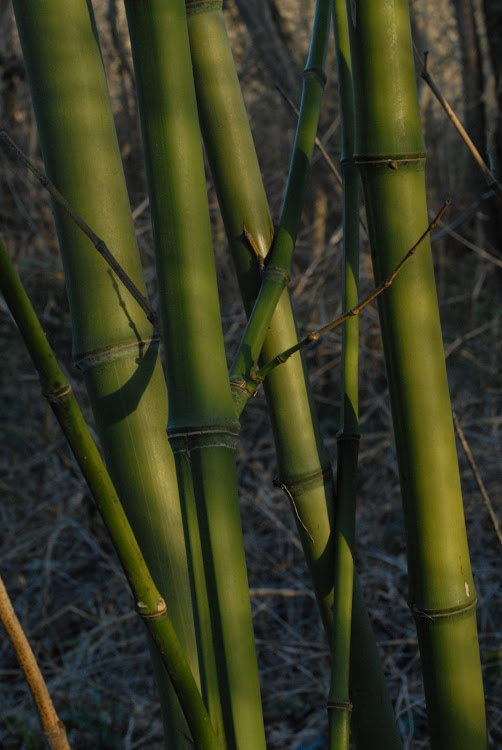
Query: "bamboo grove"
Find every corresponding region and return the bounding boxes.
[0,1,490,749]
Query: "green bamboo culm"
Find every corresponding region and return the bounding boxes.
[0,237,219,750]
[123,3,266,749]
[186,0,334,633]
[346,2,487,748]
[229,0,332,405]
[11,3,199,748]
[186,5,401,749]
[328,0,360,746]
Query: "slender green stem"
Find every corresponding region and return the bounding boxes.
[327,2,359,746]
[275,83,343,191]
[0,237,219,750]
[229,0,332,399]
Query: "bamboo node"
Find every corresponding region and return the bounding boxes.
[263,263,290,285]
[185,0,221,15]
[336,431,360,444]
[326,700,353,712]
[410,596,478,620]
[43,383,72,402]
[303,66,327,86]
[136,600,166,621]
[74,336,159,371]
[274,464,332,493]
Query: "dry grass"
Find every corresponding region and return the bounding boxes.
[1,1,501,749]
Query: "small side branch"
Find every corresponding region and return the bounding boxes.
[453,411,502,549]
[0,131,156,326]
[418,52,502,204]
[254,200,450,383]
[0,573,71,750]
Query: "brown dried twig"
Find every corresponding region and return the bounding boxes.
[418,52,502,204]
[0,131,156,326]
[453,412,502,550]
[0,573,71,750]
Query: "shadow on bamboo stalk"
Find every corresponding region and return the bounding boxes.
[327,2,361,747]
[123,3,266,748]
[0,238,219,750]
[10,3,200,747]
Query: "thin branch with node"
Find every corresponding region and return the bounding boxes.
[253,199,450,384]
[417,51,502,204]
[453,411,502,549]
[0,131,157,327]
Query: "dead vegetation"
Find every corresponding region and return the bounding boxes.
[0,1,501,748]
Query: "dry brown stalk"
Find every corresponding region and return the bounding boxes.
[418,52,502,204]
[0,573,71,750]
[453,412,502,549]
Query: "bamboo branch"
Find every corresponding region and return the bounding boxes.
[453,411,502,549]
[417,52,502,203]
[229,0,332,389]
[253,200,450,384]
[0,131,156,326]
[0,574,71,750]
[0,237,219,750]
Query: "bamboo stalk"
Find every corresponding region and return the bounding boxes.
[346,2,487,748]
[186,4,401,749]
[11,3,198,747]
[328,2,360,746]
[0,237,219,750]
[123,3,266,748]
